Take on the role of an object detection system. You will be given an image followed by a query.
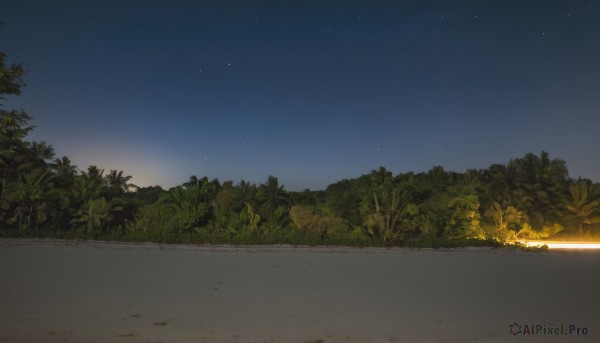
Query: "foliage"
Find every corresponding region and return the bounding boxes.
[70,197,122,233]
[484,202,528,242]
[563,180,600,235]
[289,205,347,241]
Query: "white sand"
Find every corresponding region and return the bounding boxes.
[0,239,598,342]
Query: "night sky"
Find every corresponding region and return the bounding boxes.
[1,1,599,190]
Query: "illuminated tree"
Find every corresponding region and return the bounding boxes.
[240,202,260,232]
[446,193,482,239]
[289,205,346,240]
[364,187,417,242]
[484,201,528,241]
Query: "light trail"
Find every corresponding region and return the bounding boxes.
[519,241,600,250]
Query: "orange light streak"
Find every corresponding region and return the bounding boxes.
[519,241,600,250]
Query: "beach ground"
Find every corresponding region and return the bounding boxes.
[0,239,598,342]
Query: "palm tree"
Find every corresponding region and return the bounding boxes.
[242,202,260,232]
[369,167,395,220]
[82,165,104,185]
[563,180,600,236]
[158,186,209,231]
[426,165,449,190]
[516,152,569,224]
[236,179,253,209]
[9,170,53,230]
[29,141,54,161]
[484,201,527,241]
[0,49,27,98]
[76,166,105,202]
[184,175,218,203]
[257,175,288,212]
[51,156,77,189]
[369,166,393,190]
[484,164,513,204]
[44,185,72,230]
[25,141,55,172]
[71,197,122,233]
[447,193,482,238]
[72,173,103,204]
[52,156,77,176]
[104,170,136,199]
[364,187,415,242]
[184,175,202,188]
[212,181,235,216]
[0,109,33,140]
[0,110,34,201]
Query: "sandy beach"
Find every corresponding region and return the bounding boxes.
[0,239,598,343]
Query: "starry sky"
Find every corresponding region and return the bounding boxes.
[1,1,599,190]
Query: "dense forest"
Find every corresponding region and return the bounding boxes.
[2,48,600,247]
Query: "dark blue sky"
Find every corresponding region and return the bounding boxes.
[1,0,599,190]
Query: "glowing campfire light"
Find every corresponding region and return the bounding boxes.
[520,241,600,250]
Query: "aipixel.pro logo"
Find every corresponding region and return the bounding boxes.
[509,322,589,336]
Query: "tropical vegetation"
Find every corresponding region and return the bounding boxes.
[2,47,599,247]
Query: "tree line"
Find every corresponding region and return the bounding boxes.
[2,47,599,246]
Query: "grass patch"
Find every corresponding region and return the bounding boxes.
[1,227,505,249]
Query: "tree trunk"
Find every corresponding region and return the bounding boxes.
[88,202,93,234]
[0,167,6,202]
[27,206,33,230]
